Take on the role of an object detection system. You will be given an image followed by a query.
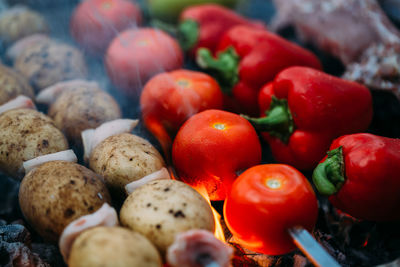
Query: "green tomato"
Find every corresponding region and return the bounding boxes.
[146,0,238,23]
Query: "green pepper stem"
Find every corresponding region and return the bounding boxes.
[312,146,345,195]
[177,19,199,51]
[242,97,294,143]
[196,47,239,95]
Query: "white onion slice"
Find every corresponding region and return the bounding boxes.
[0,95,36,115]
[167,229,233,267]
[82,129,95,163]
[59,203,118,262]
[125,167,171,195]
[23,149,77,174]
[82,119,139,162]
[36,79,99,105]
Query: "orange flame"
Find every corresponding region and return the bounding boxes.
[195,185,226,242]
[167,167,225,242]
[145,118,173,164]
[168,166,178,180]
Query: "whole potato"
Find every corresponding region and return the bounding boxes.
[14,40,87,91]
[19,161,111,242]
[89,133,165,196]
[68,227,162,267]
[0,108,68,179]
[0,6,49,45]
[48,86,121,145]
[120,179,215,255]
[0,63,34,105]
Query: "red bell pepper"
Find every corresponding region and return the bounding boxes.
[245,67,373,170]
[196,25,322,115]
[312,133,400,222]
[178,4,265,56]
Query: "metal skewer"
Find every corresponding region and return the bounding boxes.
[289,227,341,267]
[196,254,221,267]
[202,263,221,267]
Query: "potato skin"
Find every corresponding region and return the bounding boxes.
[89,133,165,196]
[0,109,68,179]
[0,64,34,105]
[120,179,215,255]
[14,40,87,91]
[48,86,121,145]
[19,161,111,242]
[0,7,49,45]
[68,227,162,267]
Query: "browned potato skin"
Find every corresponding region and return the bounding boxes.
[0,64,34,105]
[48,86,121,145]
[0,7,49,45]
[14,40,87,91]
[68,227,162,267]
[0,108,68,179]
[19,161,111,242]
[89,133,165,196]
[120,179,215,255]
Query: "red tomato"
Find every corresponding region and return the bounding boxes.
[70,0,142,53]
[172,109,261,200]
[224,164,318,255]
[140,69,224,158]
[105,28,184,96]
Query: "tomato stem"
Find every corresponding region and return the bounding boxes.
[196,47,239,95]
[242,97,294,143]
[312,146,345,195]
[178,19,199,51]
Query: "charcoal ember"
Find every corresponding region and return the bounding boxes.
[343,43,400,100]
[0,175,21,222]
[271,0,400,64]
[0,223,58,267]
[31,243,65,267]
[228,238,312,267]
[10,219,26,227]
[229,242,265,267]
[314,230,349,266]
[0,224,31,245]
[316,198,400,266]
[380,0,400,27]
[293,254,309,267]
[0,241,49,267]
